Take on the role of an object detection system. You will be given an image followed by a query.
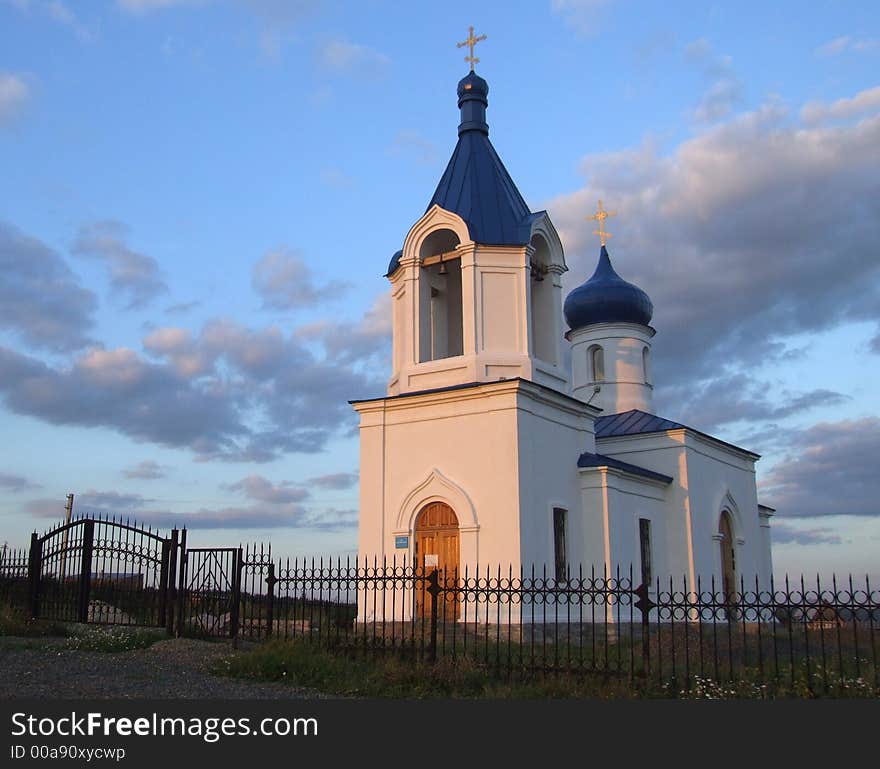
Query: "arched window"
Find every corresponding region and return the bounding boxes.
[642,346,651,384]
[589,345,604,382]
[418,229,462,362]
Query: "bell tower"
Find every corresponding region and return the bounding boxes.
[353,36,598,616]
[385,67,568,397]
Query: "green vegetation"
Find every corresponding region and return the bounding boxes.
[0,602,70,638]
[60,625,166,652]
[0,601,166,651]
[211,638,641,698]
[212,638,879,699]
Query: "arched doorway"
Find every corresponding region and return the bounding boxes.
[719,511,737,617]
[414,501,459,620]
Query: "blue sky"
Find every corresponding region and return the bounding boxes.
[1,0,878,580]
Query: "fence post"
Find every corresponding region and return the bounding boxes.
[265,562,276,638]
[165,529,179,635]
[229,546,243,642]
[175,528,187,638]
[158,536,171,629]
[28,532,42,619]
[634,582,655,679]
[427,569,440,664]
[78,519,95,624]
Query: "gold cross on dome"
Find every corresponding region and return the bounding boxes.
[589,200,618,246]
[457,25,487,72]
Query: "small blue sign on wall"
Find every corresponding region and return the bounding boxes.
[395,535,409,549]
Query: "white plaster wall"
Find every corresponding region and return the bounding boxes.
[682,436,766,590]
[571,467,668,624]
[515,388,597,572]
[605,475,669,585]
[569,322,655,413]
[596,430,771,589]
[355,379,595,620]
[574,469,668,578]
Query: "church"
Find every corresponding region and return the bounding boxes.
[351,44,774,617]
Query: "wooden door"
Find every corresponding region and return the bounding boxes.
[414,502,459,620]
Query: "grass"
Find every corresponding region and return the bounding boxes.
[59,625,167,652]
[0,602,70,638]
[0,601,166,651]
[212,638,660,698]
[211,638,880,699]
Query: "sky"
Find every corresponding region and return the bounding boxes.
[0,0,878,581]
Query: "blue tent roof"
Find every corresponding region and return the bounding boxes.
[385,71,538,277]
[428,70,533,247]
[428,129,533,246]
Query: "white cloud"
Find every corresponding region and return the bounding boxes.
[308,472,358,490]
[297,291,391,366]
[387,130,438,165]
[122,460,167,480]
[0,72,30,126]
[317,40,390,79]
[547,95,880,423]
[46,0,94,40]
[551,0,609,36]
[760,418,880,517]
[225,474,309,504]
[116,0,206,12]
[0,292,387,463]
[684,38,742,123]
[319,166,353,188]
[0,221,97,351]
[4,0,95,40]
[143,327,210,377]
[72,221,168,309]
[0,472,40,492]
[816,35,879,56]
[800,85,880,125]
[252,247,348,311]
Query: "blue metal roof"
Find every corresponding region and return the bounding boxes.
[576,451,673,484]
[427,71,533,247]
[595,409,685,438]
[595,409,760,459]
[563,245,653,330]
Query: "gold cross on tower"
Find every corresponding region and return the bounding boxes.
[457,25,487,72]
[589,200,618,247]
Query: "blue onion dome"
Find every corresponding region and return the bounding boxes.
[564,245,653,330]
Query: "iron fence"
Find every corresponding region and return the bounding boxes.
[2,520,878,695]
[228,554,878,695]
[0,546,29,606]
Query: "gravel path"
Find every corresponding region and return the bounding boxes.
[0,637,328,699]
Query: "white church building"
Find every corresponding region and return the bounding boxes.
[351,65,774,617]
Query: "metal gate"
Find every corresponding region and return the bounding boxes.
[29,517,176,627]
[178,547,242,638]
